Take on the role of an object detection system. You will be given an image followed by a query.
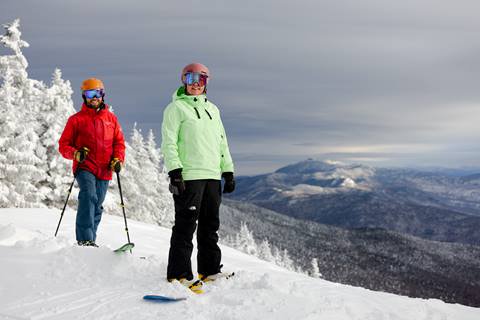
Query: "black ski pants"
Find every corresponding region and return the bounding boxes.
[167,179,222,280]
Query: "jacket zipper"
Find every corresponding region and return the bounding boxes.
[93,113,97,165]
[193,107,201,119]
[204,109,212,120]
[192,100,212,120]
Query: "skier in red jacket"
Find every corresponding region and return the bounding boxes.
[59,78,125,246]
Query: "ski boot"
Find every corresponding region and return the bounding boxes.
[168,278,204,294]
[77,240,99,247]
[198,264,235,282]
[198,271,235,282]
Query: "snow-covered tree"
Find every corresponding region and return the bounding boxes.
[145,129,172,225]
[309,258,322,278]
[222,221,300,272]
[258,239,275,262]
[275,248,295,270]
[234,223,258,256]
[35,69,76,206]
[0,19,175,227]
[0,19,29,84]
[102,124,174,227]
[0,70,15,205]
[0,19,43,207]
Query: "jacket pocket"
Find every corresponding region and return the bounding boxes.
[103,121,115,141]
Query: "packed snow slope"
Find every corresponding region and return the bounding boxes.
[0,209,478,320]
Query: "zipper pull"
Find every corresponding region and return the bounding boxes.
[204,109,212,120]
[193,107,201,119]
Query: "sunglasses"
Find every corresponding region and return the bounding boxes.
[184,72,208,86]
[83,89,105,99]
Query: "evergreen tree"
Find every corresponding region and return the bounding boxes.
[279,249,295,270]
[258,239,275,262]
[102,124,174,226]
[145,129,173,226]
[309,258,322,278]
[36,69,76,206]
[223,221,299,272]
[235,223,258,256]
[272,246,283,267]
[0,19,175,229]
[0,19,29,84]
[0,19,43,207]
[0,70,15,205]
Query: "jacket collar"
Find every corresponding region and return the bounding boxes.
[80,103,109,115]
[173,86,208,106]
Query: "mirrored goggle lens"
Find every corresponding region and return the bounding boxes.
[184,72,208,86]
[84,89,104,99]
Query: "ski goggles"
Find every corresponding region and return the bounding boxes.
[83,89,105,99]
[183,72,208,86]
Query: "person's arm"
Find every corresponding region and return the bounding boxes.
[58,117,77,160]
[219,117,234,174]
[161,104,183,172]
[112,115,126,163]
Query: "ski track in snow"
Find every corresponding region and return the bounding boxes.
[0,208,479,320]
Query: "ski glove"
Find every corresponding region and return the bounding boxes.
[222,172,235,193]
[110,158,122,173]
[74,147,90,163]
[168,168,186,196]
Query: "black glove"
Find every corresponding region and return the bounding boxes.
[74,147,90,163]
[110,158,122,173]
[222,172,235,193]
[168,168,186,195]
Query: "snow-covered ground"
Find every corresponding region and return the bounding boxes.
[0,208,478,320]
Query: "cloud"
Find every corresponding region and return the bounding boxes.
[2,0,480,175]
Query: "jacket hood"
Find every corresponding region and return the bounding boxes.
[172,86,207,105]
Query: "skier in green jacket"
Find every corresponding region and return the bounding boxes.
[161,63,235,286]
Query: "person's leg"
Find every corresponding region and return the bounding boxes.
[93,178,109,242]
[75,170,97,242]
[167,180,205,280]
[197,180,222,277]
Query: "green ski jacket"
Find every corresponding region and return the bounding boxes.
[161,86,234,181]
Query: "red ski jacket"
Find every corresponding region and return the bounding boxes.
[59,104,126,180]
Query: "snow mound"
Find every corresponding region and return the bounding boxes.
[0,208,478,320]
[0,223,15,241]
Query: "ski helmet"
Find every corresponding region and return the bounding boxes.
[181,63,210,84]
[81,78,105,91]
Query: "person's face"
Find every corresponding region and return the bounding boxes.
[83,89,104,108]
[186,82,205,96]
[184,72,208,96]
[86,96,103,108]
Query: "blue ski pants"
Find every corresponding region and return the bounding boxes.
[75,170,109,242]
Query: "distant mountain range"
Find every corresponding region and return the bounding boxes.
[229,159,480,245]
[220,199,480,307]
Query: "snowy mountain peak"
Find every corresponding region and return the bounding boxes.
[276,159,374,175]
[275,159,338,174]
[268,159,375,197]
[341,177,357,188]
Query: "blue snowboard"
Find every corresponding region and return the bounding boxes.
[143,295,187,303]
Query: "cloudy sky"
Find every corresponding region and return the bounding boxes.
[2,0,480,175]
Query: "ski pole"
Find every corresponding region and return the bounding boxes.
[116,171,132,252]
[54,174,76,237]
